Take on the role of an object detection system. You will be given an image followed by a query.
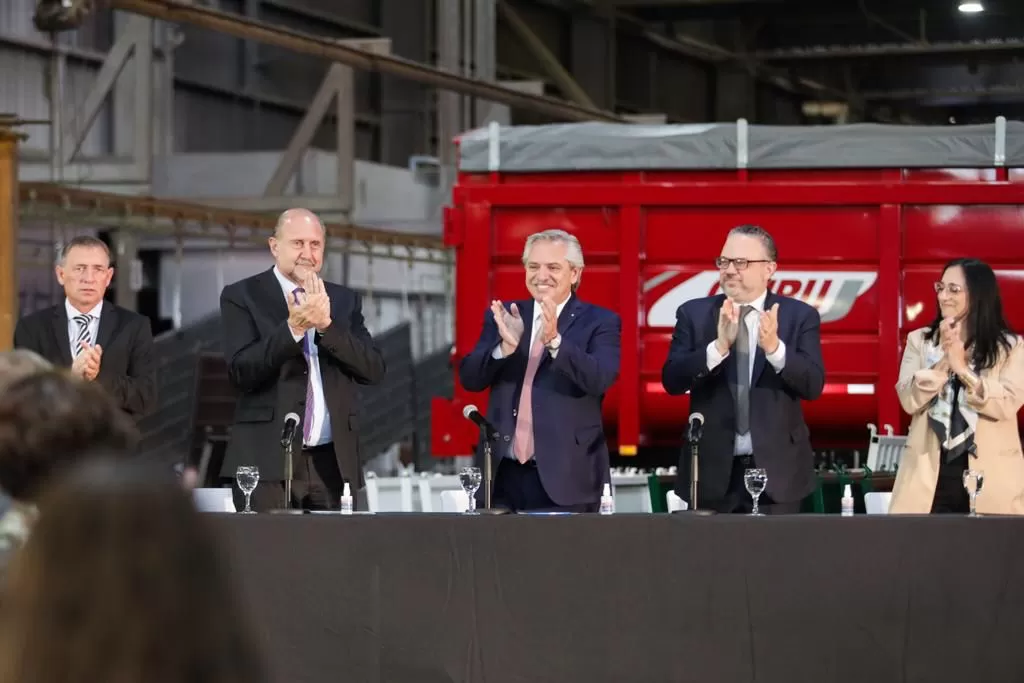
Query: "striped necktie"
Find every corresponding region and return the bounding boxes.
[73,314,93,357]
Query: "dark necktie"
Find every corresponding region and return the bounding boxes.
[734,305,754,435]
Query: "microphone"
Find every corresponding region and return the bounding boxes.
[687,412,705,443]
[462,404,498,440]
[279,412,301,448]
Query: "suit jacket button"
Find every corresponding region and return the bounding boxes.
[513,409,517,417]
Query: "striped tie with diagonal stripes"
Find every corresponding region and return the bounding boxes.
[73,314,92,357]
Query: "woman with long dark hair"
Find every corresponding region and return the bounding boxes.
[0,458,269,683]
[891,258,1024,514]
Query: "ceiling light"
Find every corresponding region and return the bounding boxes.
[958,1,984,12]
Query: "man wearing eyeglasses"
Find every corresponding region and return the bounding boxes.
[661,225,825,514]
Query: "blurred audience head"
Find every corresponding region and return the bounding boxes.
[0,349,51,394]
[0,370,138,503]
[0,458,267,683]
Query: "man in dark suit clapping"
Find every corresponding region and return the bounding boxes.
[219,208,385,512]
[661,225,825,514]
[13,236,156,420]
[459,229,621,513]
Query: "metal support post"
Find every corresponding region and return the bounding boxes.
[0,119,25,351]
[264,38,392,217]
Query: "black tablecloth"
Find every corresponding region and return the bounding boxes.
[212,514,1024,683]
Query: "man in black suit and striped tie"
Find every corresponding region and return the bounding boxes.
[12,236,156,419]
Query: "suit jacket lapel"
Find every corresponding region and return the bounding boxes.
[50,306,73,367]
[538,296,581,370]
[259,268,290,322]
[557,296,582,338]
[518,299,535,356]
[95,301,118,350]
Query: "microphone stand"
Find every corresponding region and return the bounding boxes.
[284,438,294,511]
[688,428,700,512]
[272,436,303,515]
[677,424,716,515]
[477,427,510,515]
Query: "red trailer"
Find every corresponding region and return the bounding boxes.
[432,118,1024,465]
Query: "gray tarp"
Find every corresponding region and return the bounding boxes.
[456,120,1024,173]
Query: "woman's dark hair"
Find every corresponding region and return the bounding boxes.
[923,258,1014,370]
[0,458,268,683]
[0,370,138,501]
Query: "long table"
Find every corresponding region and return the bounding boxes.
[212,514,1024,683]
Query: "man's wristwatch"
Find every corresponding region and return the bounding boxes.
[546,334,562,351]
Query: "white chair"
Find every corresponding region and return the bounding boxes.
[193,488,235,513]
[666,490,688,512]
[417,476,433,512]
[866,423,907,473]
[363,474,380,513]
[864,491,892,515]
[399,473,414,512]
[440,489,469,513]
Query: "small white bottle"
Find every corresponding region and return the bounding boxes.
[599,483,615,515]
[340,482,353,515]
[840,484,854,517]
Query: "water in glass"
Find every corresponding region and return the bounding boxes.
[236,465,260,514]
[743,468,768,516]
[459,466,482,513]
[962,469,985,516]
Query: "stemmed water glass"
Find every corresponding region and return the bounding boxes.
[459,466,482,514]
[744,468,768,516]
[962,469,985,517]
[236,465,260,514]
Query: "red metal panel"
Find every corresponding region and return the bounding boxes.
[903,205,1024,263]
[456,181,1024,207]
[644,207,880,265]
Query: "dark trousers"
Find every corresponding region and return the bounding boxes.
[490,458,598,513]
[705,454,802,515]
[931,453,970,514]
[231,443,353,512]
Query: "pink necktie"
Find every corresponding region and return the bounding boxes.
[513,332,546,463]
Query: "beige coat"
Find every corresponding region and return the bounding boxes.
[890,328,1024,515]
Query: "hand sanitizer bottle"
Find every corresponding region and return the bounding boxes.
[599,483,615,515]
[841,484,854,517]
[340,483,353,515]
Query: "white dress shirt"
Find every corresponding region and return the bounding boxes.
[65,299,102,356]
[704,290,786,456]
[491,295,570,360]
[274,267,332,448]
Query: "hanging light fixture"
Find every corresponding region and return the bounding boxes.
[958,1,984,12]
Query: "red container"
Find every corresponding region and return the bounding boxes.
[432,121,1024,462]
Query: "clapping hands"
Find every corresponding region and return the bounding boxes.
[288,273,332,335]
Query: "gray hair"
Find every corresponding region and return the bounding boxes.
[56,236,112,267]
[0,350,52,394]
[521,229,585,291]
[728,224,778,261]
[521,229,585,268]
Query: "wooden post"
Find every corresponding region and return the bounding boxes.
[0,123,22,351]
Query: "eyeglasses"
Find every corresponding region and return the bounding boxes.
[934,282,964,294]
[715,257,772,271]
